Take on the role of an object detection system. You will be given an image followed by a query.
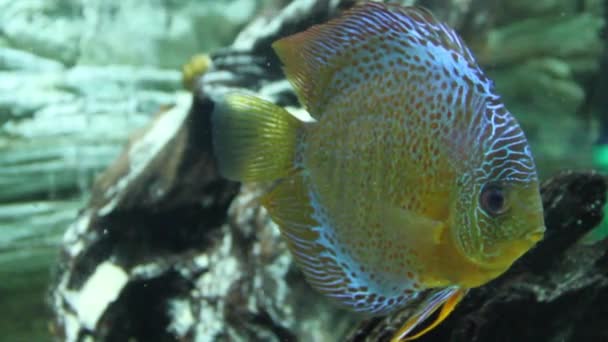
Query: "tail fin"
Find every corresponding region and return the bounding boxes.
[211,93,301,182]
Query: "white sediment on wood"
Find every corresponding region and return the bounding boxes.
[63,262,129,334]
[192,233,242,339]
[167,299,195,338]
[97,93,192,214]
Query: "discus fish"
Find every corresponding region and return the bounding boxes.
[211,2,545,340]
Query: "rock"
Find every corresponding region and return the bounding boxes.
[0,57,190,202]
[0,199,83,341]
[0,87,74,121]
[0,0,83,65]
[483,12,604,67]
[0,47,65,71]
[491,58,585,116]
[77,0,260,68]
[60,65,182,96]
[0,0,266,69]
[497,0,604,23]
[0,52,186,342]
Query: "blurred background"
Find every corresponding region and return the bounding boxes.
[0,0,605,340]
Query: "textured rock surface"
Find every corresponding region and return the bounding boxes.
[0,65,183,340]
[0,0,269,68]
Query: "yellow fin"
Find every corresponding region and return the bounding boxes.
[384,206,463,288]
[391,288,467,342]
[383,206,445,247]
[211,93,301,182]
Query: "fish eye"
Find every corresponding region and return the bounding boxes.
[480,183,508,217]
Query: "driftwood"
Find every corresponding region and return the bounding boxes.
[49,0,608,341]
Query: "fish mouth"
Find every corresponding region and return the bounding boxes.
[525,226,546,244]
[467,226,546,273]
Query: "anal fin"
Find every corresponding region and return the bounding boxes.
[262,172,351,298]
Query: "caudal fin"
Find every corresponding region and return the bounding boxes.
[211,93,301,182]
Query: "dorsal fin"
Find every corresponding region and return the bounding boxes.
[272,2,477,117]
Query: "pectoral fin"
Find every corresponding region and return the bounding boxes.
[390,288,467,342]
[383,206,445,248]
